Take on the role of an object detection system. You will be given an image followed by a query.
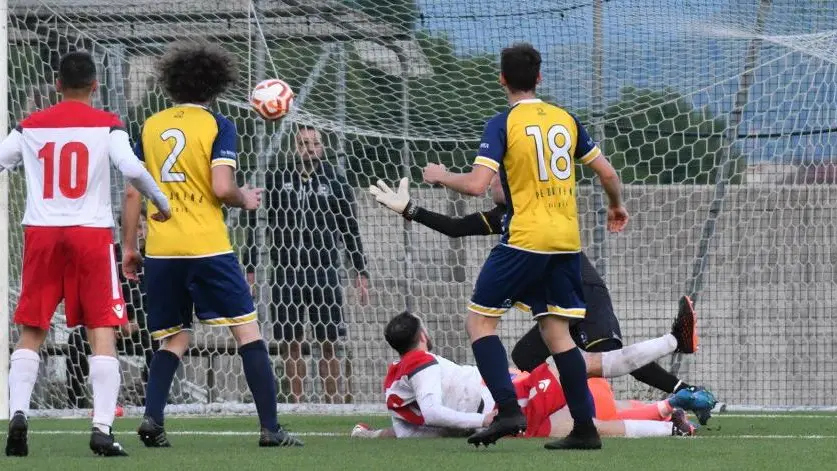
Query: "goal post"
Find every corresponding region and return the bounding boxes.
[0,0,9,422]
[4,0,837,416]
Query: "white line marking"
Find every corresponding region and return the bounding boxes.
[24,431,837,440]
[717,414,837,419]
[28,431,345,437]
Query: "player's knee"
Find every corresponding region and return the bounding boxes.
[85,327,119,357]
[465,312,500,341]
[229,321,262,346]
[16,326,48,351]
[161,331,191,358]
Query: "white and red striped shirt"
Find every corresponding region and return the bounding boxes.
[383,350,493,438]
[0,100,167,227]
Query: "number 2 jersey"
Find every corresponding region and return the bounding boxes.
[136,104,237,257]
[473,98,601,253]
[0,100,160,228]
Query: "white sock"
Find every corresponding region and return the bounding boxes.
[8,349,40,416]
[90,355,120,434]
[623,420,673,438]
[601,334,678,378]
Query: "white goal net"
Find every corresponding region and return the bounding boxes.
[2,0,837,416]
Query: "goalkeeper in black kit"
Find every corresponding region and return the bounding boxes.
[370,175,717,425]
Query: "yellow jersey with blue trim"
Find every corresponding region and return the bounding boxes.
[135,104,237,258]
[472,98,601,253]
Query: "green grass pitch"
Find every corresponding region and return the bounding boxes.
[4,413,837,471]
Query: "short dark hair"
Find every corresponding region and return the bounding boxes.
[156,41,237,104]
[384,311,422,355]
[58,51,97,90]
[500,43,541,93]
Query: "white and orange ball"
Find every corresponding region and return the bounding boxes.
[249,79,294,120]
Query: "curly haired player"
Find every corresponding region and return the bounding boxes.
[121,41,301,448]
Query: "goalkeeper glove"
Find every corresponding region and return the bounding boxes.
[369,177,417,219]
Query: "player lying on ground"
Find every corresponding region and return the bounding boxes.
[420,43,628,449]
[370,175,714,425]
[351,312,712,439]
[1,51,171,457]
[121,41,301,448]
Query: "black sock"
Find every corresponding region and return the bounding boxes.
[553,348,595,426]
[239,340,280,432]
[629,362,684,393]
[144,350,180,426]
[472,335,517,410]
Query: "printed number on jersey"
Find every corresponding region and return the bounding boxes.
[38,142,89,199]
[160,128,186,182]
[525,124,572,181]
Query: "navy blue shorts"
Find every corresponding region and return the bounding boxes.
[469,245,586,319]
[144,253,256,340]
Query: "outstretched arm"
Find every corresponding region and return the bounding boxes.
[369,178,503,238]
[109,129,170,218]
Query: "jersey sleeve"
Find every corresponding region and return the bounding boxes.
[572,115,601,165]
[472,112,508,173]
[0,128,23,171]
[411,366,485,430]
[211,114,237,169]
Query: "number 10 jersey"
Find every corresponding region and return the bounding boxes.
[136,104,237,258]
[473,98,602,253]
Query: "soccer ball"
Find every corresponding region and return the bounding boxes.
[250,79,294,120]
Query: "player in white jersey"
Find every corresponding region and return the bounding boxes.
[0,51,170,457]
[357,312,709,439]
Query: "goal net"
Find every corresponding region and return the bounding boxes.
[2,0,837,416]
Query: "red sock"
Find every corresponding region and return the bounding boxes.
[615,400,672,421]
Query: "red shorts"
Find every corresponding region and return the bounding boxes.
[518,366,619,438]
[15,226,127,330]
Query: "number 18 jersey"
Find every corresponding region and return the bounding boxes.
[473,98,601,253]
[136,104,237,257]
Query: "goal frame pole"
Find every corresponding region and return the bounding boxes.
[0,0,10,421]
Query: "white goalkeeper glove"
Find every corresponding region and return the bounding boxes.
[370,177,415,217]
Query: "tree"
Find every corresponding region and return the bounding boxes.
[584,87,745,184]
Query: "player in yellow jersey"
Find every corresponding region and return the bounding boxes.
[422,43,628,449]
[120,41,302,448]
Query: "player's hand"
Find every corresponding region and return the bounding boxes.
[422,163,448,185]
[150,207,171,222]
[369,178,411,214]
[355,274,370,306]
[482,409,498,428]
[122,248,143,282]
[246,272,256,297]
[118,322,140,338]
[607,205,629,232]
[241,184,264,210]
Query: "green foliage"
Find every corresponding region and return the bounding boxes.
[583,87,745,184]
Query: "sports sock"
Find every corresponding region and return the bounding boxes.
[602,334,677,378]
[8,349,40,416]
[623,420,673,437]
[145,349,181,426]
[615,400,672,421]
[471,335,517,412]
[90,355,120,434]
[553,348,595,427]
[239,340,280,432]
[673,380,693,392]
[630,362,684,393]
